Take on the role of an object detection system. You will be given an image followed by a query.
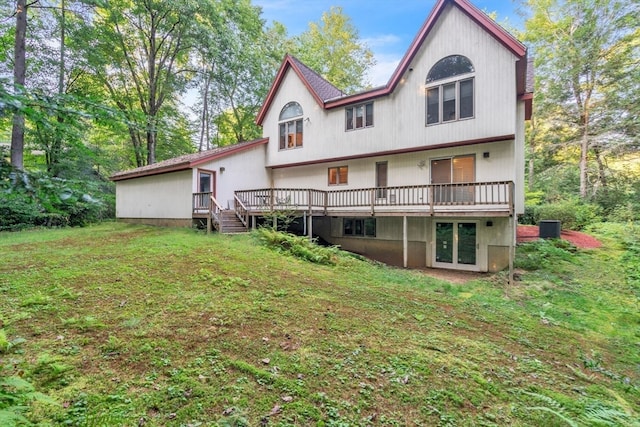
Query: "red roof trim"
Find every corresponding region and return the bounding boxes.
[267,134,515,169]
[257,0,529,119]
[189,138,268,168]
[325,0,527,110]
[111,138,268,182]
[256,56,329,125]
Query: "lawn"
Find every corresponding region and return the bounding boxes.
[0,222,638,426]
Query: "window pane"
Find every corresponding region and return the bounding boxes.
[296,119,303,147]
[355,105,364,128]
[364,218,376,236]
[338,166,348,184]
[365,103,373,127]
[460,79,473,119]
[328,168,337,185]
[199,172,211,193]
[279,102,303,120]
[452,156,474,183]
[457,223,477,265]
[287,122,295,148]
[427,87,440,124]
[343,219,353,235]
[346,108,353,130]
[442,83,456,122]
[426,55,474,83]
[279,124,286,149]
[355,219,363,235]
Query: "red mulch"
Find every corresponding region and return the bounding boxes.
[517,225,602,249]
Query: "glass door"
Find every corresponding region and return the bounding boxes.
[434,221,478,270]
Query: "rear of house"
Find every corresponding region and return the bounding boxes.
[111,0,533,273]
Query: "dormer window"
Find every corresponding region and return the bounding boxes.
[279,102,303,150]
[426,55,474,125]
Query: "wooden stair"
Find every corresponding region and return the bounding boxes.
[215,210,249,234]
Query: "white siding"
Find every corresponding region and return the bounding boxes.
[116,170,192,219]
[194,144,269,209]
[272,140,515,190]
[262,4,519,171]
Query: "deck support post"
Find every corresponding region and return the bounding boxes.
[509,215,515,285]
[403,216,408,268]
[308,212,313,240]
[207,215,211,235]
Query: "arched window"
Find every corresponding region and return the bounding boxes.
[426,55,475,125]
[279,102,304,150]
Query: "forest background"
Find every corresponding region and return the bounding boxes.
[0,0,638,230]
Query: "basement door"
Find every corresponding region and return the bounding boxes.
[434,221,479,271]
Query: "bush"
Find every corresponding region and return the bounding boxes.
[534,199,601,231]
[253,227,344,265]
[0,161,114,230]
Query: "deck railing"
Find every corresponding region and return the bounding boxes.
[193,192,212,211]
[228,181,513,215]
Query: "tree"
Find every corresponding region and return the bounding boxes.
[10,0,28,171]
[292,6,375,93]
[83,0,202,166]
[191,0,284,149]
[524,0,639,199]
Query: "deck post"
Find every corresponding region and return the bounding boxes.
[509,215,515,285]
[207,215,211,235]
[403,216,408,268]
[308,212,313,240]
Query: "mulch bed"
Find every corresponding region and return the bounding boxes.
[517,225,602,249]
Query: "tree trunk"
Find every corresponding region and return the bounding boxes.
[579,111,589,199]
[146,117,156,165]
[50,0,66,176]
[11,0,27,171]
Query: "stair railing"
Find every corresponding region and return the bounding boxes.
[233,195,249,228]
[209,195,225,232]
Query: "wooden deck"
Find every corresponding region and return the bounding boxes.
[193,181,514,225]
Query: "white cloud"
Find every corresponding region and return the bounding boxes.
[362,34,402,49]
[366,54,401,87]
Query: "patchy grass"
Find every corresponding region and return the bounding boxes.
[0,222,638,426]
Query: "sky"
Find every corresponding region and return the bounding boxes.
[253,0,527,86]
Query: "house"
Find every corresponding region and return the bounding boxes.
[111,0,533,273]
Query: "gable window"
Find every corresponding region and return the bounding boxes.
[328,166,348,185]
[426,55,474,125]
[346,102,373,130]
[279,102,303,150]
[343,218,376,237]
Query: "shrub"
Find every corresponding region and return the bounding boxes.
[535,199,601,231]
[253,227,344,265]
[0,161,114,230]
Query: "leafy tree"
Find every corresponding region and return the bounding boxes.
[82,0,203,166]
[291,6,375,93]
[524,0,639,199]
[191,0,284,148]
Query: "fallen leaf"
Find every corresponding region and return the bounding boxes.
[222,407,235,416]
[261,358,270,365]
[281,395,293,403]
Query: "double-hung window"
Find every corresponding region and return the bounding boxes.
[279,102,303,150]
[346,102,373,130]
[426,55,474,125]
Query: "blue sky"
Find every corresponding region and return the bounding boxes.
[253,0,526,86]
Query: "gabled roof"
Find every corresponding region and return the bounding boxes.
[256,0,531,123]
[110,138,268,181]
[255,55,345,125]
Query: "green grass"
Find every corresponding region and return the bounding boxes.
[0,222,638,426]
